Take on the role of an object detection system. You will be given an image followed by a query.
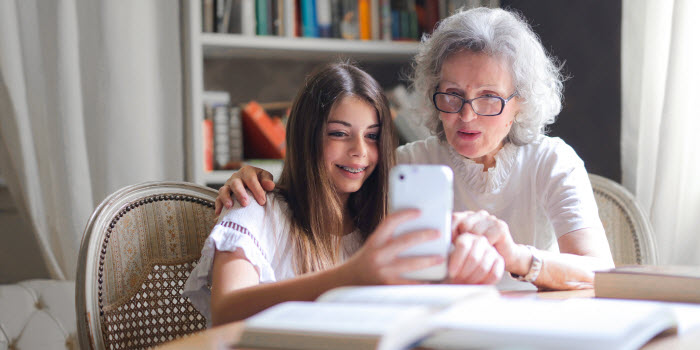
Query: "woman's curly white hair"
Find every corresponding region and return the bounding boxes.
[410,7,564,146]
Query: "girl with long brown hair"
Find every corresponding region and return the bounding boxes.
[184,63,504,326]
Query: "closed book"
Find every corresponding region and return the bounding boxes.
[203,0,215,32]
[380,0,391,40]
[241,101,286,159]
[256,0,269,35]
[390,9,400,39]
[283,0,297,36]
[358,0,371,40]
[229,106,244,162]
[241,0,256,35]
[423,0,439,34]
[218,0,234,32]
[316,0,332,37]
[301,0,319,37]
[213,105,230,169]
[228,0,243,33]
[215,0,227,32]
[370,0,381,39]
[202,118,214,172]
[270,0,280,35]
[595,265,700,303]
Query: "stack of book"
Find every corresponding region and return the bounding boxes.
[202,91,246,171]
[202,92,287,172]
[202,0,499,40]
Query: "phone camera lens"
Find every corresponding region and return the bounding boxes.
[399,174,405,180]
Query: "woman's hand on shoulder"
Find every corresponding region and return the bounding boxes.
[215,166,276,215]
[340,209,445,285]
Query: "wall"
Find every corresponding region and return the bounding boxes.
[502,0,622,181]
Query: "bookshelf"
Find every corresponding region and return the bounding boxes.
[182,0,418,187]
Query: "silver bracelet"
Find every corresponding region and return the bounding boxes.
[510,245,543,283]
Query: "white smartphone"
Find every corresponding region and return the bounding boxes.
[389,164,453,281]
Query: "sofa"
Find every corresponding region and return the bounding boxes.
[0,280,77,350]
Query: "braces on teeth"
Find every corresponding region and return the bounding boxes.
[337,165,366,173]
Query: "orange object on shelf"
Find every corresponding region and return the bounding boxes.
[241,101,286,159]
[358,0,371,40]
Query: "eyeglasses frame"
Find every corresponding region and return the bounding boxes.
[432,91,518,117]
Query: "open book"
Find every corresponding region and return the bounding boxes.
[236,285,677,350]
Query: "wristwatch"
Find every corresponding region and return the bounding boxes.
[510,245,543,283]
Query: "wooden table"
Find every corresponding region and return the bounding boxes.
[157,290,700,350]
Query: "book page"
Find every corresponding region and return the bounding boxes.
[316,285,497,307]
[244,301,429,335]
[424,298,677,350]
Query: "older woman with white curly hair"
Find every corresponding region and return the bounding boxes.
[215,7,614,290]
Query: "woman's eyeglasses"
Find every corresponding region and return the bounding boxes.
[432,91,518,116]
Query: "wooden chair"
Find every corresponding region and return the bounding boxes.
[589,174,658,265]
[76,182,218,349]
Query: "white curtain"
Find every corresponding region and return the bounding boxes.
[0,0,184,280]
[621,0,700,265]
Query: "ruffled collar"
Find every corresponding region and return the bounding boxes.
[447,141,519,193]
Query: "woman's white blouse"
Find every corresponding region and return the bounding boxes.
[397,135,603,253]
[182,192,363,325]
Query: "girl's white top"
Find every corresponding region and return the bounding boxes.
[183,192,364,326]
[397,135,603,253]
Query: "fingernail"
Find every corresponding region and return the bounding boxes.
[227,201,233,208]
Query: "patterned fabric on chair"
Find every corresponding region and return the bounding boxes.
[589,174,658,265]
[76,182,218,350]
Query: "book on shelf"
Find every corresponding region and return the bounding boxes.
[358,0,372,40]
[595,265,700,303]
[203,91,246,171]
[203,0,494,40]
[316,0,332,37]
[370,0,381,40]
[202,0,215,32]
[241,101,287,159]
[237,284,678,350]
[202,116,214,172]
[300,0,319,37]
[229,106,244,163]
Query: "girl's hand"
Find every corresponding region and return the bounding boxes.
[215,166,275,215]
[446,233,504,285]
[340,209,446,285]
[451,210,523,275]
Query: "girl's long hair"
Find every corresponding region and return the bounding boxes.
[276,62,396,274]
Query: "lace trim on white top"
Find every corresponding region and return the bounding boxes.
[447,141,519,193]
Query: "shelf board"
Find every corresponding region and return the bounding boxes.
[201,34,419,62]
[203,160,284,185]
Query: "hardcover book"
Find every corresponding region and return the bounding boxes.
[595,265,700,303]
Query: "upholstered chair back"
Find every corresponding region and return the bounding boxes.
[589,174,658,265]
[76,182,217,349]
